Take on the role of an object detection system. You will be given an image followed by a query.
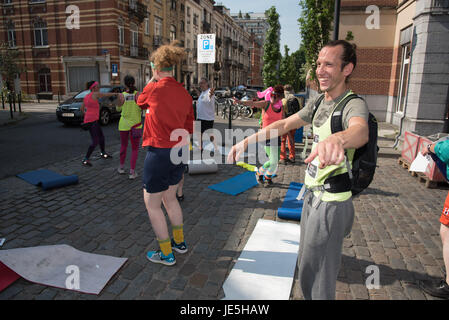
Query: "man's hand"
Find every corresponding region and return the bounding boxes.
[209,88,215,97]
[304,134,345,169]
[227,140,246,164]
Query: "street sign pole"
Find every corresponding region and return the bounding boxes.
[333,0,341,41]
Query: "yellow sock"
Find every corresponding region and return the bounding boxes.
[158,238,172,256]
[172,225,184,244]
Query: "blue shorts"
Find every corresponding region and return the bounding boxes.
[143,146,186,194]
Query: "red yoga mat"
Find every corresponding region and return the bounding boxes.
[0,261,21,292]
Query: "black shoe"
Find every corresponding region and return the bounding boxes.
[82,159,92,167]
[419,279,449,299]
[288,158,295,163]
[100,152,112,159]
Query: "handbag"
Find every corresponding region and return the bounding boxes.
[130,122,142,139]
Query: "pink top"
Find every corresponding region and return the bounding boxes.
[83,92,100,124]
[262,102,283,128]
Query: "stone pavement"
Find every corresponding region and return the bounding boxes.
[0,115,448,300]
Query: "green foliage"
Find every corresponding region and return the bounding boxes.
[262,6,281,88]
[0,42,26,92]
[291,46,306,92]
[280,45,297,91]
[297,0,334,86]
[345,30,354,41]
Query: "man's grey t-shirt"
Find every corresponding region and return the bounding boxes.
[297,90,369,130]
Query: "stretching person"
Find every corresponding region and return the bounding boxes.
[80,81,120,166]
[117,75,142,179]
[233,85,285,186]
[137,42,194,266]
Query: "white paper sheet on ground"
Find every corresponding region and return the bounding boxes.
[0,244,127,295]
[222,219,301,300]
[410,152,431,173]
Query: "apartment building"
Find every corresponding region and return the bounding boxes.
[1,0,253,98]
[339,0,449,135]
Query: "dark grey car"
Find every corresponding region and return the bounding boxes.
[56,85,125,126]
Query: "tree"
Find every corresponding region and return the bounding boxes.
[0,42,25,92]
[279,45,297,90]
[262,6,281,88]
[297,0,334,87]
[291,46,307,92]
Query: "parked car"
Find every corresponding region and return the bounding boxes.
[56,85,125,126]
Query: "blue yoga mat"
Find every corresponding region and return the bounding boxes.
[17,169,79,191]
[277,182,304,221]
[208,171,259,195]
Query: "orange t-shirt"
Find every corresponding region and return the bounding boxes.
[137,77,194,148]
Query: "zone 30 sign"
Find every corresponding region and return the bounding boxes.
[197,34,216,64]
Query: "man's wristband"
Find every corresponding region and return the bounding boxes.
[427,144,433,154]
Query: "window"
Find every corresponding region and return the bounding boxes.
[180,20,184,33]
[171,0,176,10]
[118,19,124,45]
[4,0,13,4]
[144,17,150,35]
[38,68,52,93]
[396,43,411,113]
[130,23,139,57]
[396,26,413,113]
[33,20,48,47]
[154,16,162,36]
[170,25,176,41]
[7,22,16,48]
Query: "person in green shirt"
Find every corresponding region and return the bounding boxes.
[117,75,143,179]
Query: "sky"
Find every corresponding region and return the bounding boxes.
[217,0,303,54]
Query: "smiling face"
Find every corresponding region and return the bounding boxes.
[316,45,354,97]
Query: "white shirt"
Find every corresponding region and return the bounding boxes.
[196,88,215,121]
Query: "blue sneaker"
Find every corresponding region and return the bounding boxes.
[171,239,188,254]
[146,250,176,266]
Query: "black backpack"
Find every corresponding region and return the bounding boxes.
[312,93,379,196]
[286,96,301,117]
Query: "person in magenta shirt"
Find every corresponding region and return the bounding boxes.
[80,81,121,166]
[233,85,285,186]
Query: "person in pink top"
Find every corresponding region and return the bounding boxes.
[233,85,285,186]
[80,81,122,166]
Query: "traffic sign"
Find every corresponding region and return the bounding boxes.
[197,34,215,64]
[112,64,118,77]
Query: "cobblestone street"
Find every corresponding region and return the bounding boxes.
[0,117,448,300]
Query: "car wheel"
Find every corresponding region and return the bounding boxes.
[100,108,110,126]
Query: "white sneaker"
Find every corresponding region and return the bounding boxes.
[117,167,125,174]
[129,171,138,179]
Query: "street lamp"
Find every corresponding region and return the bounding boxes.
[333,0,341,41]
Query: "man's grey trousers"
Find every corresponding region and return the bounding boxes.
[297,191,355,300]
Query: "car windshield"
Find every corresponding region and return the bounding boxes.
[74,87,112,99]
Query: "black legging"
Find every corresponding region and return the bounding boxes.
[85,121,105,159]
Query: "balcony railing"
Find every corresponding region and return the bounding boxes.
[2,3,14,15]
[431,0,449,11]
[153,35,163,47]
[128,0,147,23]
[32,46,50,58]
[130,46,148,59]
[202,21,211,33]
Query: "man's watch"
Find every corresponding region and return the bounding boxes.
[427,144,433,154]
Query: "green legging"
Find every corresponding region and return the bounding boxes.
[260,145,280,176]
